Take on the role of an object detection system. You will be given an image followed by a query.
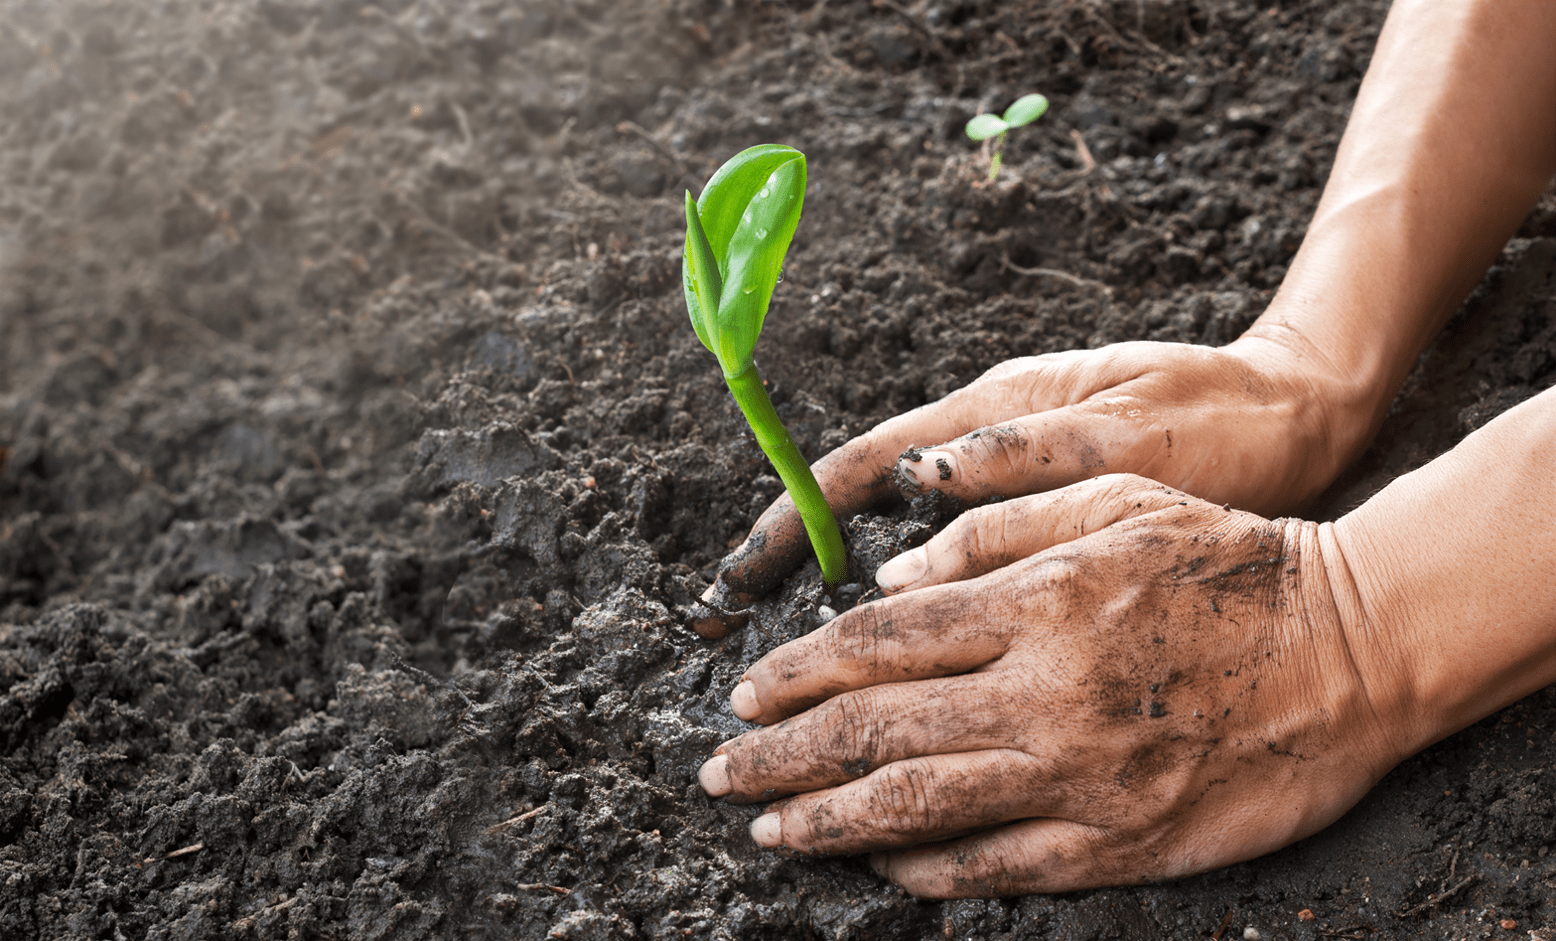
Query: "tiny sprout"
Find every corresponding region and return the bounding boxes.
[683,144,847,591]
[965,93,1049,182]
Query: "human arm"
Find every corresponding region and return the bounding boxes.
[693,0,1556,630]
[697,385,1556,896]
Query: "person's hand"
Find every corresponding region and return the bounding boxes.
[695,335,1374,636]
[696,474,1408,897]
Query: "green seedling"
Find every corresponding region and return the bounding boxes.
[965,93,1049,181]
[683,144,847,591]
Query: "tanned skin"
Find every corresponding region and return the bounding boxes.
[695,0,1556,898]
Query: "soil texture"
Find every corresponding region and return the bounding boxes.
[2,0,1555,939]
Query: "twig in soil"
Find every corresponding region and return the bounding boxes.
[145,842,204,864]
[616,121,686,178]
[1209,907,1234,940]
[486,804,551,832]
[515,883,571,895]
[870,0,948,55]
[1396,873,1477,918]
[359,5,427,54]
[1000,253,1114,298]
[388,194,512,271]
[228,895,298,931]
[390,654,474,709]
[1319,927,1375,939]
[451,100,475,150]
[1075,2,1183,68]
[1069,129,1097,173]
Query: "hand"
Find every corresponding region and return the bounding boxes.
[695,336,1372,635]
[697,474,1405,897]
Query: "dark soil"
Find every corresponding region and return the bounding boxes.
[3,1,1555,938]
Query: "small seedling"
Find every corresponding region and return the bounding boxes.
[683,144,847,591]
[965,93,1049,181]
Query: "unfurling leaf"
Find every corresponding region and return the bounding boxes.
[682,144,806,378]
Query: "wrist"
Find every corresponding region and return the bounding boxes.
[1223,323,1386,501]
[1327,388,1556,752]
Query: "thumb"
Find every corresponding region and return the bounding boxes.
[875,474,1192,594]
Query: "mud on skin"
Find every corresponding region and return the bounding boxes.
[1,0,1555,938]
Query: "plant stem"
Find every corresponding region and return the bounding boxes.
[724,362,847,591]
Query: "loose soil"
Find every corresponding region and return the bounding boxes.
[3,1,1555,939]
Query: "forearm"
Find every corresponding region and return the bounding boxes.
[1232,0,1556,468]
[1330,385,1556,758]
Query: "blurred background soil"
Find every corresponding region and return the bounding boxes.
[1,0,1554,938]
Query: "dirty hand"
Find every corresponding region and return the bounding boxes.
[699,387,1556,897]
[695,0,1556,631]
[696,333,1371,631]
[697,474,1404,895]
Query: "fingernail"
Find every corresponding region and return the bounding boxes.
[698,755,732,797]
[920,449,957,485]
[876,547,927,594]
[731,680,760,721]
[700,583,717,603]
[750,813,782,848]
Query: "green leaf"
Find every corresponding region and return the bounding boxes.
[714,155,805,374]
[682,145,806,376]
[1002,93,1049,128]
[683,190,721,356]
[695,144,806,276]
[964,112,1008,141]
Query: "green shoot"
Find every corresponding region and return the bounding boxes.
[683,144,847,592]
[965,93,1049,181]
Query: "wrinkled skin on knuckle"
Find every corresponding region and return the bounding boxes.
[810,689,886,779]
[952,505,1007,571]
[1088,471,1156,506]
[962,422,1036,483]
[933,839,1049,898]
[868,760,944,841]
[828,602,903,684]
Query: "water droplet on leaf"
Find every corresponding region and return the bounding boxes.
[742,286,755,295]
[755,228,768,240]
[758,188,770,199]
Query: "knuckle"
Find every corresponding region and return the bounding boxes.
[828,603,903,681]
[1089,472,1148,509]
[967,422,1034,482]
[974,355,1038,386]
[870,760,943,837]
[954,505,1006,568]
[811,690,884,775]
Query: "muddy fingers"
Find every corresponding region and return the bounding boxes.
[726,583,1019,725]
[872,819,1117,898]
[747,750,1058,856]
[691,379,1071,634]
[876,474,1196,594]
[708,674,1018,799]
[893,404,1132,501]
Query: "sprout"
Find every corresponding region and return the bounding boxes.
[965,93,1049,182]
[684,144,847,591]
